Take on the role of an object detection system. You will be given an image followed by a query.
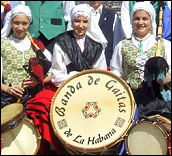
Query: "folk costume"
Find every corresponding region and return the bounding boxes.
[24,4,107,154]
[110,2,171,120]
[25,1,75,54]
[1,5,52,108]
[110,2,171,91]
[89,3,125,68]
[135,57,171,120]
[50,4,107,87]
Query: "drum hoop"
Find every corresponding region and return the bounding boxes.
[24,118,41,154]
[149,115,171,135]
[1,104,26,134]
[50,69,136,153]
[124,120,169,155]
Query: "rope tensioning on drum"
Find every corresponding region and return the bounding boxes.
[140,114,170,134]
[118,107,138,155]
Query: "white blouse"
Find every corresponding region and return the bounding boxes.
[110,34,171,81]
[49,36,107,87]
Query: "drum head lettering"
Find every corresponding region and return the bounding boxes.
[50,69,136,153]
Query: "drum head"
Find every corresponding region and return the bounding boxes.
[125,121,168,155]
[1,118,41,155]
[50,69,136,153]
[1,103,25,133]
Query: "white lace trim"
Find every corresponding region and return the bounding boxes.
[135,51,149,81]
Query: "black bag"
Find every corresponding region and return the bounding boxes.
[36,50,51,74]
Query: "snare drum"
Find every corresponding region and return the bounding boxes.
[1,103,41,155]
[50,69,136,155]
[125,120,169,155]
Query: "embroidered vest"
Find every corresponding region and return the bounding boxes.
[1,39,36,86]
[25,1,65,40]
[121,39,165,89]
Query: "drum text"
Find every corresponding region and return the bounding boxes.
[56,75,128,117]
[72,128,116,145]
[106,80,127,113]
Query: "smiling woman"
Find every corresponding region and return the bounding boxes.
[49,3,108,87]
[110,2,171,124]
[11,15,30,39]
[1,4,52,109]
[23,4,108,154]
[132,10,152,39]
[72,16,89,38]
[110,2,171,92]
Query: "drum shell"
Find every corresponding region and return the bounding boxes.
[1,117,41,155]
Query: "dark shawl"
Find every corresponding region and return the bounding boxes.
[55,30,103,73]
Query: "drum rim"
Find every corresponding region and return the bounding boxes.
[149,115,171,135]
[50,69,136,153]
[1,103,26,133]
[124,120,169,155]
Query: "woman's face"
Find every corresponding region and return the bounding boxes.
[12,15,30,39]
[133,10,152,38]
[72,16,89,37]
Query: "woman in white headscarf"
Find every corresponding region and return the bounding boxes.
[110,2,171,122]
[1,4,52,109]
[49,4,107,87]
[110,2,171,91]
[23,4,108,154]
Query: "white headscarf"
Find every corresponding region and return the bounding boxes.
[1,4,32,39]
[131,2,157,37]
[68,4,107,50]
[70,4,91,23]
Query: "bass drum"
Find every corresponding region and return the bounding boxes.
[50,69,136,155]
[1,103,41,155]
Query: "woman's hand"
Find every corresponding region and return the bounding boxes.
[23,76,40,88]
[7,86,24,98]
